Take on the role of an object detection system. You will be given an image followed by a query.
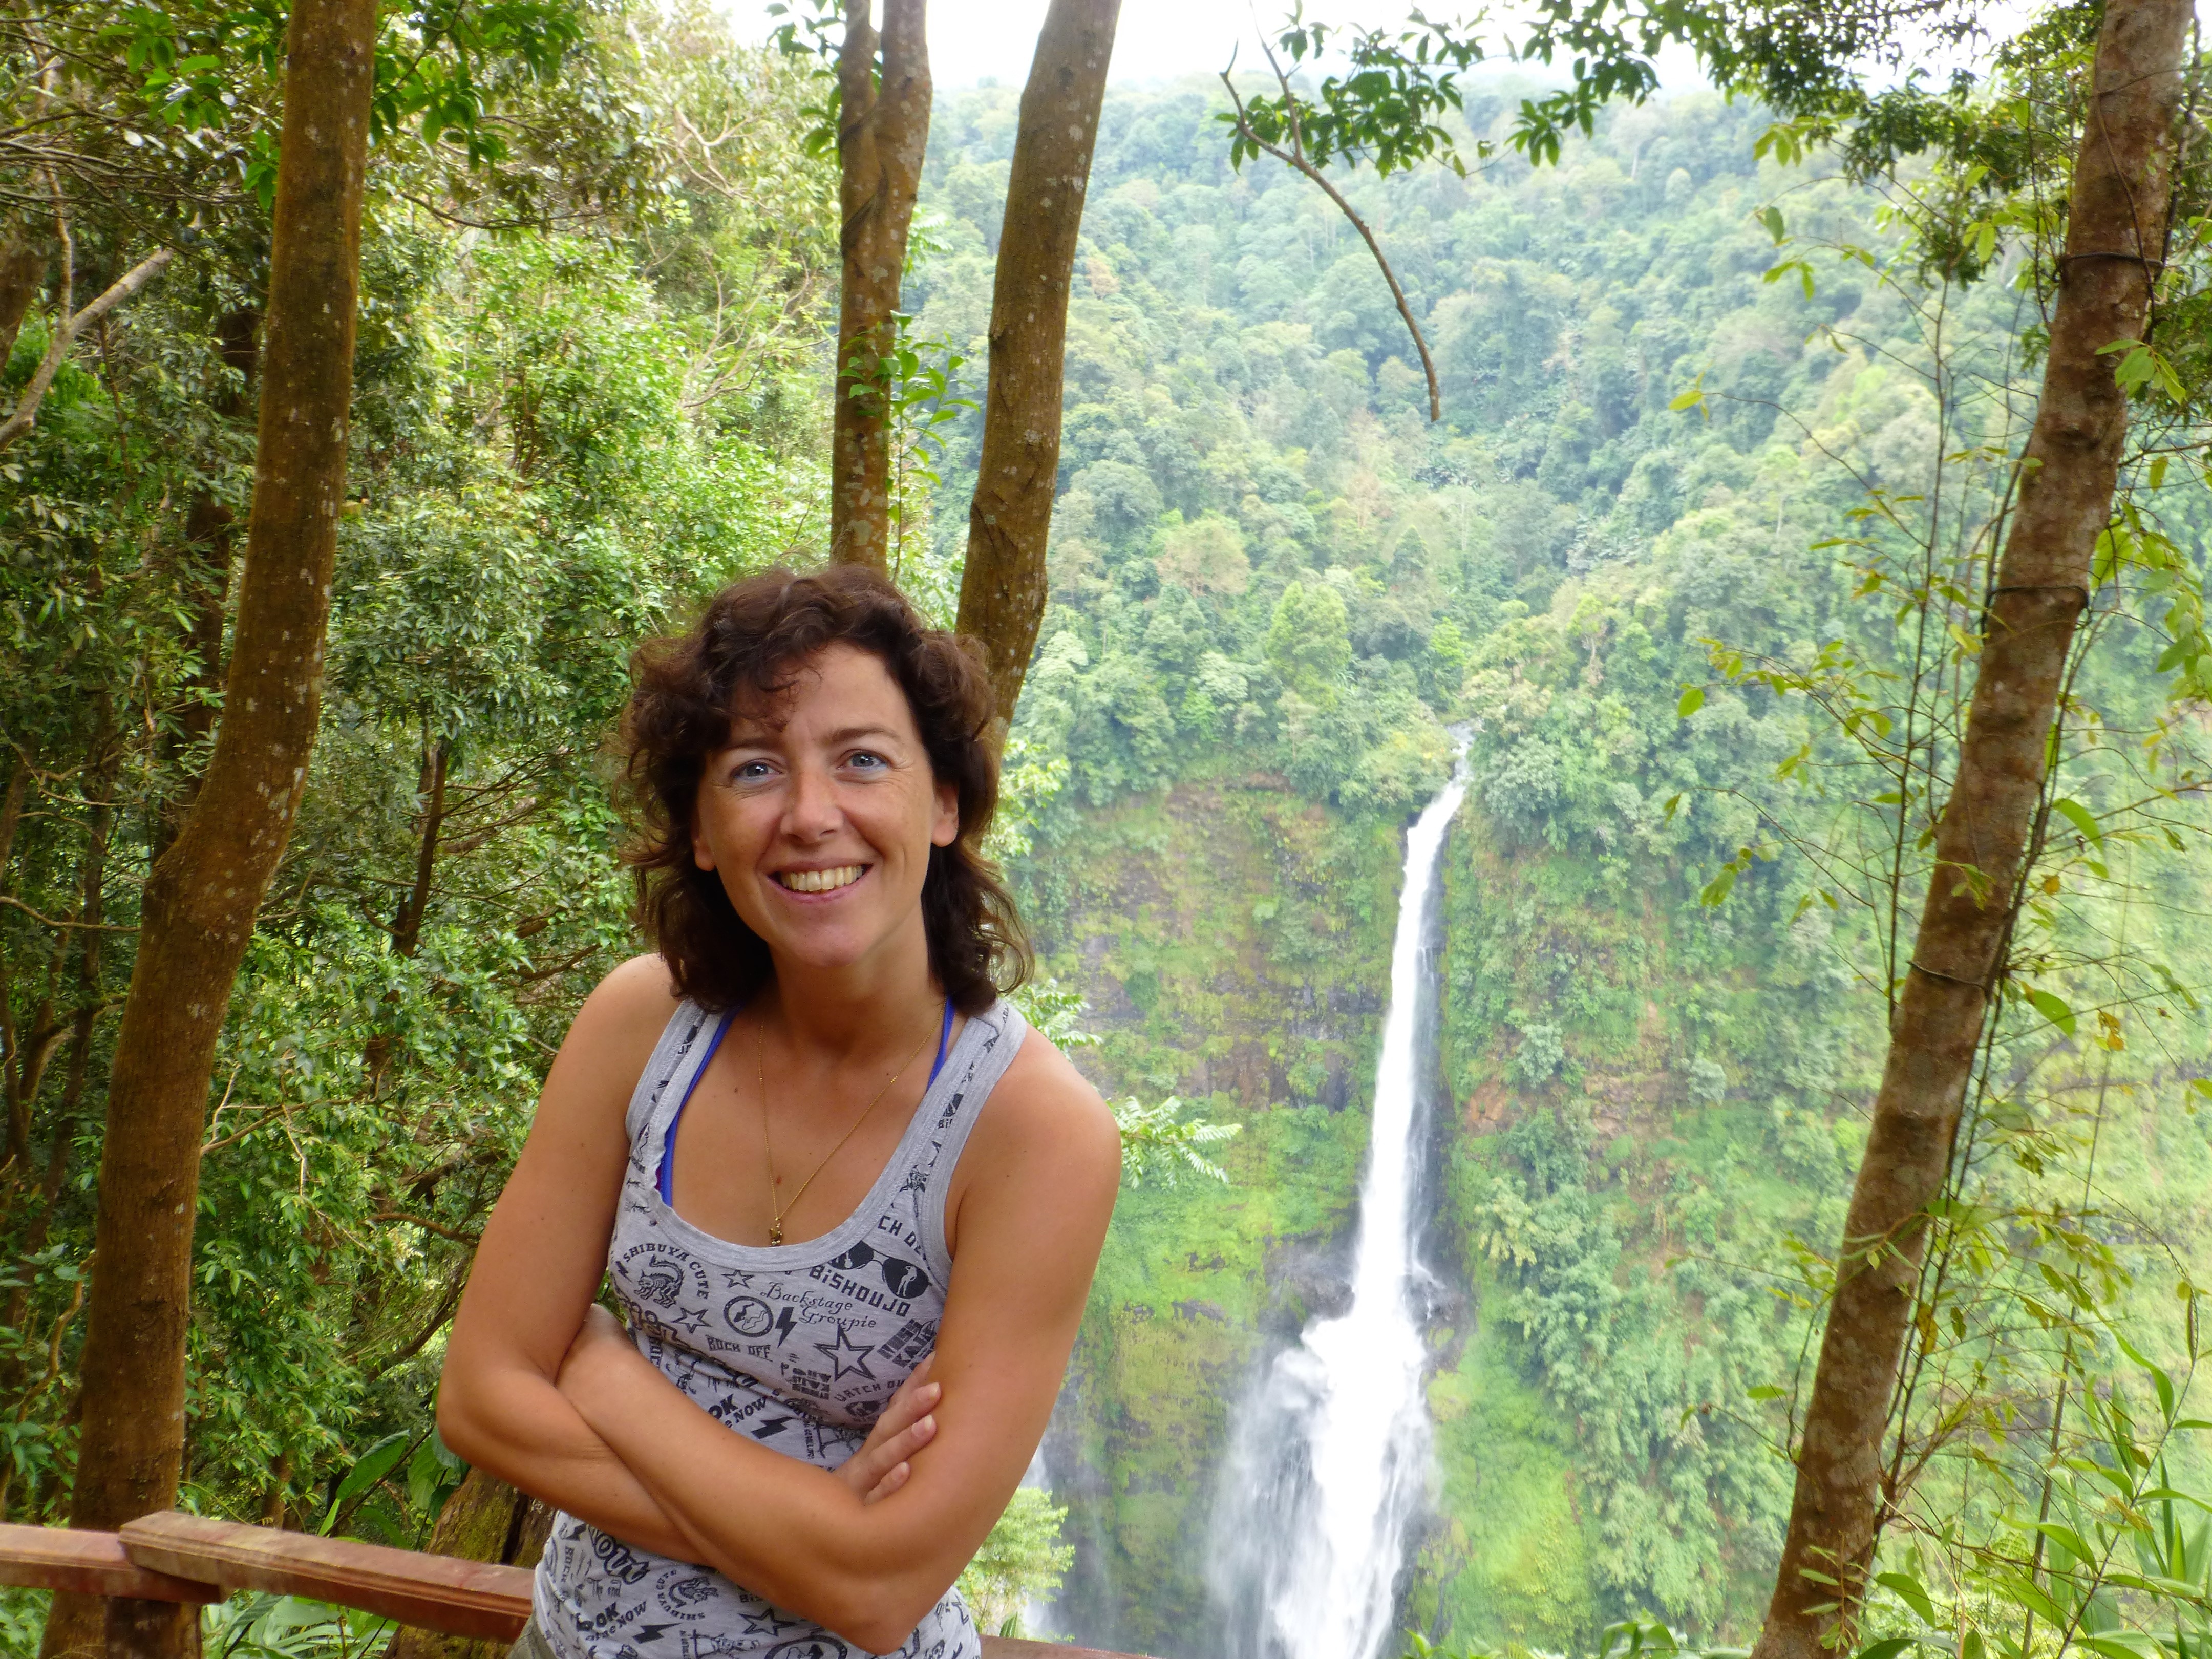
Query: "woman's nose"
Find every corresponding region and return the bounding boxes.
[784,765,842,837]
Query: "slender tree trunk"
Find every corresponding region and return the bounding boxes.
[0,228,48,371]
[385,1470,551,1659]
[0,718,113,1432]
[1750,7,2193,1657]
[954,0,1120,730]
[828,0,930,569]
[41,2,378,1655]
[391,739,449,958]
[158,309,261,859]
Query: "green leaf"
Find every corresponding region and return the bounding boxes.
[1989,1572,2068,1627]
[1677,686,1706,717]
[2025,988,2077,1037]
[1747,1385,1788,1401]
[2028,1521,2096,1565]
[1857,1640,1917,1659]
[2052,797,2104,850]
[1668,385,1707,413]
[1757,205,1785,243]
[2150,454,2170,489]
[334,1432,410,1506]
[2079,1635,2164,1659]
[1876,1571,1937,1627]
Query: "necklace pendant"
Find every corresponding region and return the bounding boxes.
[769,1220,782,1247]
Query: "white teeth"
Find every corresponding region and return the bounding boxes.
[777,865,864,894]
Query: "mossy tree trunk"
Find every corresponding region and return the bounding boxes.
[828,0,930,569]
[1750,5,2194,1656]
[40,2,378,1655]
[387,1471,552,1659]
[955,0,1121,731]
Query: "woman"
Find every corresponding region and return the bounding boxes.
[438,566,1121,1659]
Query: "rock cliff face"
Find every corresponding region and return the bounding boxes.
[1029,776,1406,1657]
[1030,777,2212,1659]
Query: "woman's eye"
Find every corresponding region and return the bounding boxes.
[731,760,775,783]
[846,751,888,772]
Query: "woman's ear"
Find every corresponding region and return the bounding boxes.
[931,779,960,848]
[691,808,717,871]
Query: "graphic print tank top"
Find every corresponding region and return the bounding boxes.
[533,997,1028,1659]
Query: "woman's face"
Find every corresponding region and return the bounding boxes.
[691,642,959,980]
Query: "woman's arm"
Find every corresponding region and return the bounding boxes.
[555,1032,1121,1654]
[437,955,700,1556]
[438,956,944,1556]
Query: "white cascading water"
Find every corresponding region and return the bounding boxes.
[1211,752,1468,1659]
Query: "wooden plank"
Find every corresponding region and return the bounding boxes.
[119,1513,531,1642]
[0,1525,219,1603]
[99,1513,1157,1656]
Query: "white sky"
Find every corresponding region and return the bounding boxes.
[714,0,1647,90]
[714,0,2209,95]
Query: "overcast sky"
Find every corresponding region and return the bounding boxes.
[713,0,1601,90]
[712,0,2201,96]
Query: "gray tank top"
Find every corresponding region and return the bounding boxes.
[532,996,1028,1659]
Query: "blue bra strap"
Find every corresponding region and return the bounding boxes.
[659,998,954,1208]
[928,996,954,1086]
[656,1010,734,1207]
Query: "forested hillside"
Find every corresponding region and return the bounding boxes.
[899,75,2212,1658]
[4,12,2209,1659]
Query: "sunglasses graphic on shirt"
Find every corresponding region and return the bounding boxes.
[825,1241,932,1299]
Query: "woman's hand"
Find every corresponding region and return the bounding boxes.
[559,1305,937,1506]
[556,1303,654,1419]
[835,1356,940,1506]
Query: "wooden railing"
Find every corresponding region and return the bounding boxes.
[0,1514,1145,1659]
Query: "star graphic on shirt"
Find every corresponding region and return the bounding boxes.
[737,1608,805,1638]
[812,1324,877,1382]
[663,1304,708,1335]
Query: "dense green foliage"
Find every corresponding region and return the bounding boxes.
[1,5,836,1537]
[4,15,2210,1659]
[895,71,2212,1659]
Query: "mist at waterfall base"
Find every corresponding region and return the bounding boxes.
[1209,759,1470,1659]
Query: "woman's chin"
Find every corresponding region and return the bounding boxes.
[758,916,908,977]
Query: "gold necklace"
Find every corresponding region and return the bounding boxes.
[758,1015,937,1247]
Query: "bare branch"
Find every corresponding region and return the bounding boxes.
[1220,60,1442,422]
[0,241,172,452]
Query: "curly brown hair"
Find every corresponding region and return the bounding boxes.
[622,565,1030,1015]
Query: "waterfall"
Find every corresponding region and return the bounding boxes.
[1210,754,1468,1659]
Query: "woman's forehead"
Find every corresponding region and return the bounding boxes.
[722,644,915,741]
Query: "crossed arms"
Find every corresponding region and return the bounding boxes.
[437,961,1120,1654]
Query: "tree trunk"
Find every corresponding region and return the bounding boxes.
[0,719,114,1501]
[0,228,48,371]
[41,1,378,1654]
[159,309,261,859]
[954,0,1120,731]
[1749,6,2193,1657]
[828,0,930,569]
[385,1470,551,1659]
[390,739,449,958]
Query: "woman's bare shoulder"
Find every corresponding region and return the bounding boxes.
[544,953,687,1107]
[941,1017,1117,1270]
[969,1018,1121,1192]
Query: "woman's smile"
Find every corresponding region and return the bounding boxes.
[771,863,871,896]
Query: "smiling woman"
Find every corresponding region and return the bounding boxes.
[434,567,1122,1659]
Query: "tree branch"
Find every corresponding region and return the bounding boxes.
[1220,62,1442,422]
[0,242,172,452]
